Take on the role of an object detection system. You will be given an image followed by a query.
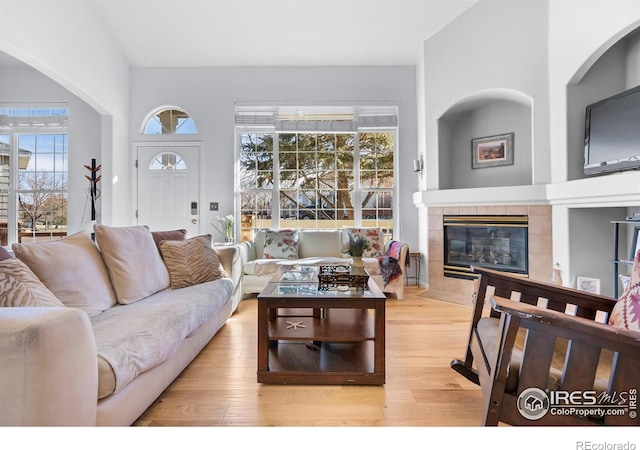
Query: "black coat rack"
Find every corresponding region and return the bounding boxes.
[84,159,101,240]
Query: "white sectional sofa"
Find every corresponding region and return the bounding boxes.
[238,228,408,299]
[0,225,238,426]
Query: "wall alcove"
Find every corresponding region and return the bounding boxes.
[437,89,533,190]
[563,25,640,298]
[566,27,640,182]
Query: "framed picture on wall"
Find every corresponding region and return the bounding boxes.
[630,226,640,262]
[472,132,514,169]
[577,276,601,295]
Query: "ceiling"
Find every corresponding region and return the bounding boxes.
[1,0,478,68]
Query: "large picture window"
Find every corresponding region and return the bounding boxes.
[236,105,397,242]
[0,105,68,246]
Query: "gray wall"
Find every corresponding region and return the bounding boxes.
[129,66,420,248]
[422,0,550,190]
[569,207,627,298]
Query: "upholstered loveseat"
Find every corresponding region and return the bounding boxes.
[238,228,408,299]
[0,225,238,426]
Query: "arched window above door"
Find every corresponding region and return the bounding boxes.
[143,108,197,135]
[149,152,187,170]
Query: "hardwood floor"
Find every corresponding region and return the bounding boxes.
[133,286,483,427]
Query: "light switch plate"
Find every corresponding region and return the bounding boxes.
[210,202,218,211]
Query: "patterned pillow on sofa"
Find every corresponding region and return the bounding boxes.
[0,258,65,308]
[609,251,640,332]
[342,228,383,258]
[263,229,299,259]
[159,234,227,289]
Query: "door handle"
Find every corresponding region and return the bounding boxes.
[191,218,198,224]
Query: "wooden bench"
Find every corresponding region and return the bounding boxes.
[451,266,640,426]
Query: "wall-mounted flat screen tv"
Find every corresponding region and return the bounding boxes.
[584,84,640,176]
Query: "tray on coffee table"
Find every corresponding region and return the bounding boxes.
[317,265,369,291]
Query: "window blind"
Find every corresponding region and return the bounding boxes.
[235,104,398,131]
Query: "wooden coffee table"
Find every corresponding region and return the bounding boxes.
[256,266,386,385]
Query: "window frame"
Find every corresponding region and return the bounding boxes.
[236,126,397,240]
[0,118,68,246]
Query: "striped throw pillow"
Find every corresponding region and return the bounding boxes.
[159,234,227,289]
[0,258,65,308]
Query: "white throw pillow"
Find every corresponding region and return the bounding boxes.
[12,232,116,316]
[94,224,170,304]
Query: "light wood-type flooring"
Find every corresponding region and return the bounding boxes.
[133,285,484,427]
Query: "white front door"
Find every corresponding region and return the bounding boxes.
[136,143,200,236]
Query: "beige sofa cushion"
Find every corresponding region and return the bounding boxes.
[159,234,227,289]
[297,229,343,258]
[0,258,65,308]
[94,225,170,304]
[92,277,233,398]
[12,232,116,317]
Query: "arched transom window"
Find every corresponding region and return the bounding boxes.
[149,152,187,170]
[143,108,197,135]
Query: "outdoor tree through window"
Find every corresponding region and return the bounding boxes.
[0,105,68,245]
[238,128,395,241]
[17,134,68,242]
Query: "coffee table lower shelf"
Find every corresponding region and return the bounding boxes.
[258,341,383,385]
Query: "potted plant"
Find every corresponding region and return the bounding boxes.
[348,234,368,267]
[211,215,235,243]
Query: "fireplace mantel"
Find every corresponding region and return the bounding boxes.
[426,205,552,305]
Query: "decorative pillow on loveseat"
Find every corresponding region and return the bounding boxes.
[94,224,170,304]
[342,227,383,258]
[12,232,117,317]
[159,234,227,289]
[0,258,65,308]
[263,229,299,259]
[609,252,640,332]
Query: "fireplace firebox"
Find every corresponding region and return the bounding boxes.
[443,215,528,279]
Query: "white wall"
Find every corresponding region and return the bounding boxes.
[129,66,420,248]
[417,0,640,291]
[0,66,102,237]
[421,0,550,191]
[0,1,130,226]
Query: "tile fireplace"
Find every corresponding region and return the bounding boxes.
[443,215,528,279]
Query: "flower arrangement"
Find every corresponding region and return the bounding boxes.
[347,234,369,257]
[211,215,234,242]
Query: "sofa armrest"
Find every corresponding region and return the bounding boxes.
[215,245,236,277]
[215,244,248,312]
[0,307,98,426]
